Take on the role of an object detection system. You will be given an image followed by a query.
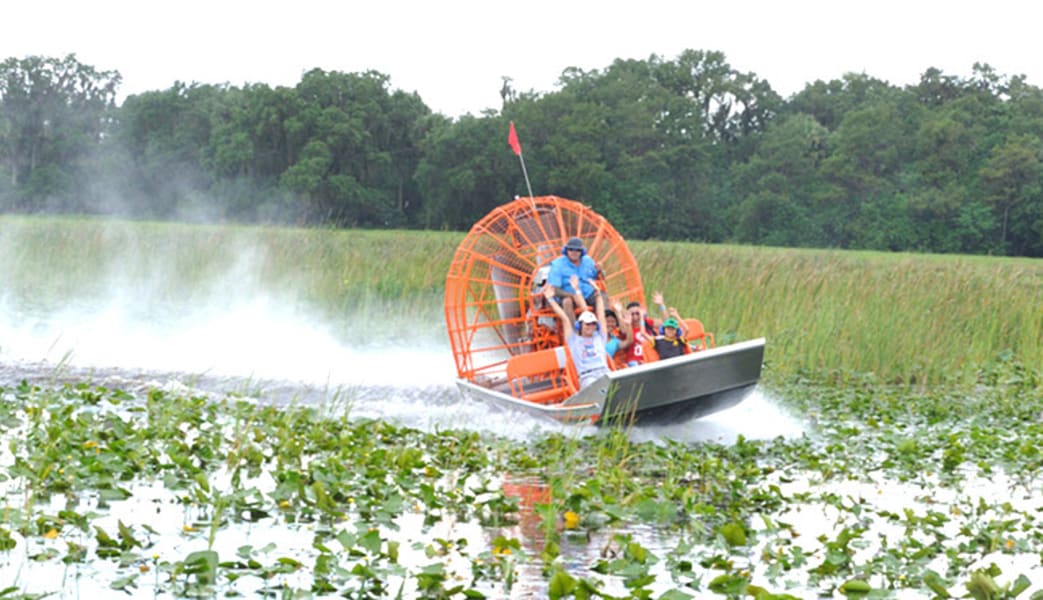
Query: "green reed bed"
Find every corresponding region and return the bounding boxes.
[0,216,451,338]
[2,215,1039,385]
[634,242,1042,386]
[1,216,450,303]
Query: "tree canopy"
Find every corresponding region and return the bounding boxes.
[1,52,1040,257]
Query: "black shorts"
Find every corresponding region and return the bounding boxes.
[554,291,605,308]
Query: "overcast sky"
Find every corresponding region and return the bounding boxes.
[5,0,1040,118]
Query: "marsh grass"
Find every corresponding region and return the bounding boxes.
[2,215,1039,384]
[633,242,1042,386]
[0,216,447,342]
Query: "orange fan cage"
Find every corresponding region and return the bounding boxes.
[444,196,644,386]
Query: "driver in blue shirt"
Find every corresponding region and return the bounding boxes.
[547,237,604,316]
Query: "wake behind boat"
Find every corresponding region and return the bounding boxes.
[444,196,764,425]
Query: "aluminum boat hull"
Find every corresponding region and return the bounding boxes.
[457,338,765,425]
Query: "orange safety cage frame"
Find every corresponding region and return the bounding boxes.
[444,196,645,388]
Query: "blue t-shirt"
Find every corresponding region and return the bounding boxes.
[548,254,599,299]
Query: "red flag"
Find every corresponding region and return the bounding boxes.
[508,121,522,156]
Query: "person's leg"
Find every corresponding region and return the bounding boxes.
[560,295,575,316]
[584,290,609,310]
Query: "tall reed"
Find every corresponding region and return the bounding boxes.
[635,242,1041,385]
[2,216,1038,385]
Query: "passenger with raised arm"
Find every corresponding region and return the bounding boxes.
[570,275,632,369]
[650,290,690,338]
[623,301,659,367]
[543,283,610,389]
[604,301,634,368]
[653,307,692,360]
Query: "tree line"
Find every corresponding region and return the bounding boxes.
[1,53,1040,256]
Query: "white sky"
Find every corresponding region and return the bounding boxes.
[4,0,1041,118]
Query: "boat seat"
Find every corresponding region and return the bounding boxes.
[684,318,715,351]
[506,346,579,404]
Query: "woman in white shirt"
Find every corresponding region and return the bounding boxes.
[543,283,610,389]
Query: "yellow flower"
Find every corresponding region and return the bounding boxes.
[493,546,512,556]
[43,528,59,539]
[82,440,98,449]
[278,500,291,510]
[1005,538,1015,550]
[182,525,199,533]
[563,511,580,530]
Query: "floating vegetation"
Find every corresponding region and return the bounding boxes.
[0,360,1040,598]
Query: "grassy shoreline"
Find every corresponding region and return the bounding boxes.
[1,214,1039,385]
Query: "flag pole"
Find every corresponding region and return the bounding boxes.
[518,154,535,202]
[508,121,536,210]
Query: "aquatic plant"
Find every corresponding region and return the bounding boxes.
[0,377,1040,597]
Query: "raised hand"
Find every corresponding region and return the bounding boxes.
[652,291,664,306]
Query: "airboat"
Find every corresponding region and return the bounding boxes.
[444,196,765,425]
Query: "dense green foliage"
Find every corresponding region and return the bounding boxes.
[1,53,1041,256]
